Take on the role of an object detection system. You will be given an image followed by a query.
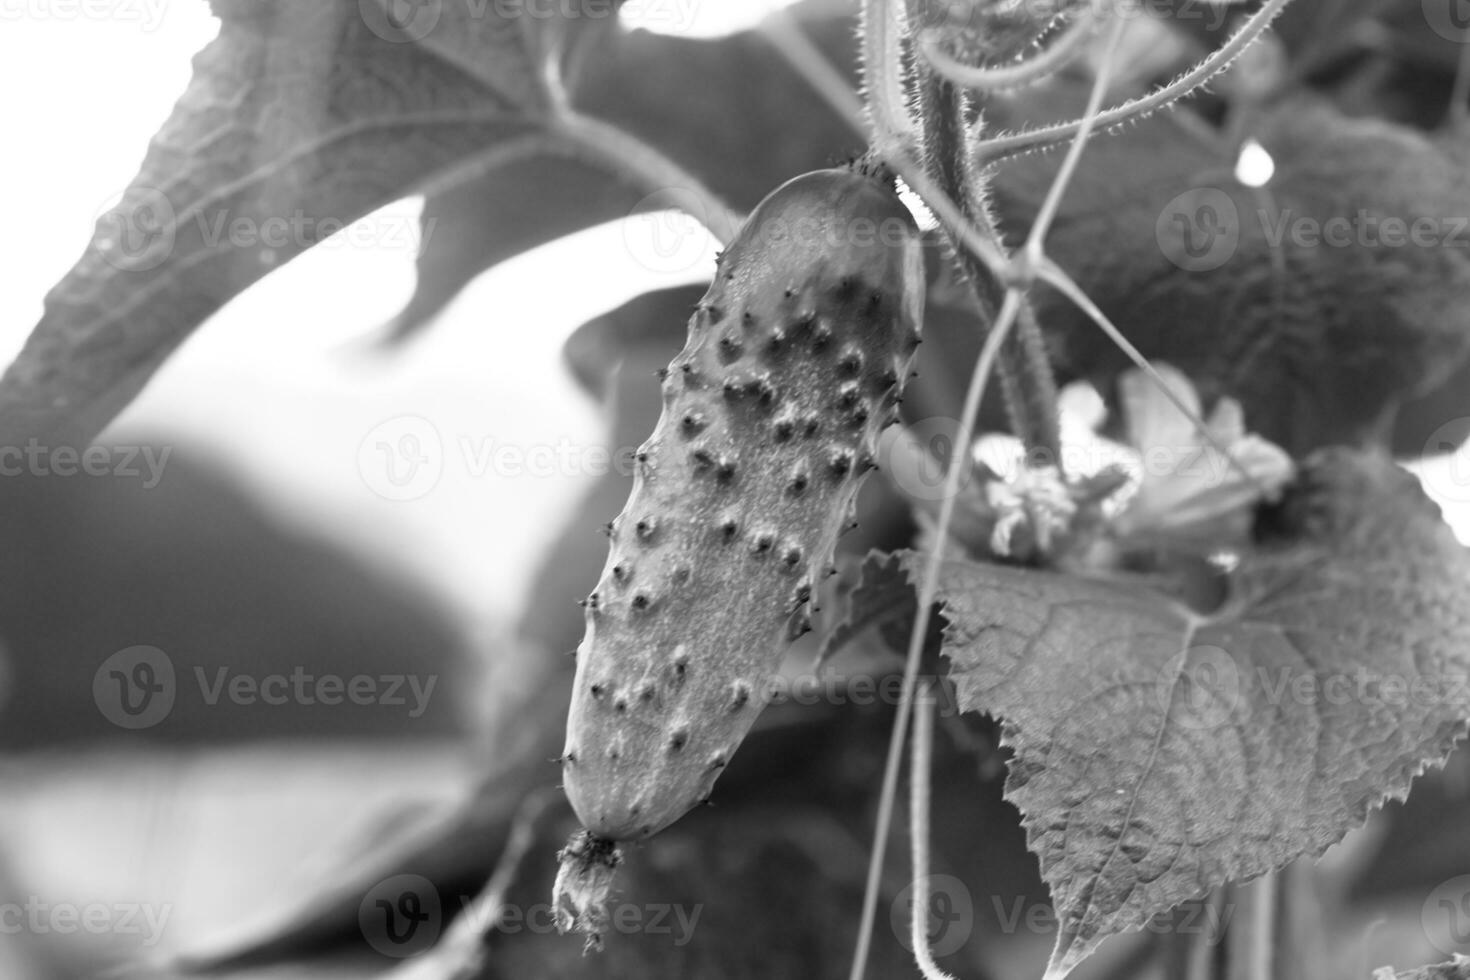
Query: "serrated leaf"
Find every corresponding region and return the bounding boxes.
[816,551,917,670]
[0,0,607,448]
[991,95,1470,456]
[914,449,1470,978]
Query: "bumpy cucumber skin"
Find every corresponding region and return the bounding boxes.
[561,167,925,842]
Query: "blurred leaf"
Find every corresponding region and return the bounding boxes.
[562,285,702,399]
[1392,357,1470,458]
[1270,0,1390,58]
[0,452,465,748]
[0,0,610,449]
[388,153,651,341]
[991,96,1470,455]
[176,770,533,973]
[179,697,899,974]
[387,3,863,341]
[1393,122,1470,456]
[816,550,916,670]
[920,449,1470,976]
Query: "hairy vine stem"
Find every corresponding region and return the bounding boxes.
[770,2,1009,279]
[850,13,1124,980]
[919,1,1101,92]
[975,0,1297,163]
[769,3,1289,977]
[1021,8,1122,254]
[917,68,1063,459]
[860,0,917,157]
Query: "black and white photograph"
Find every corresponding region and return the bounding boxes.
[3,1,1470,977]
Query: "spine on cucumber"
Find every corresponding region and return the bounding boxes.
[561,163,925,842]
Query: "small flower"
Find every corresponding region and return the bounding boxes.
[1106,363,1294,545]
[984,461,1075,557]
[940,364,1288,560]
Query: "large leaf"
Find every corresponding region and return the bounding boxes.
[817,551,918,670]
[0,0,611,449]
[990,95,1470,456]
[387,2,864,340]
[919,449,1470,977]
